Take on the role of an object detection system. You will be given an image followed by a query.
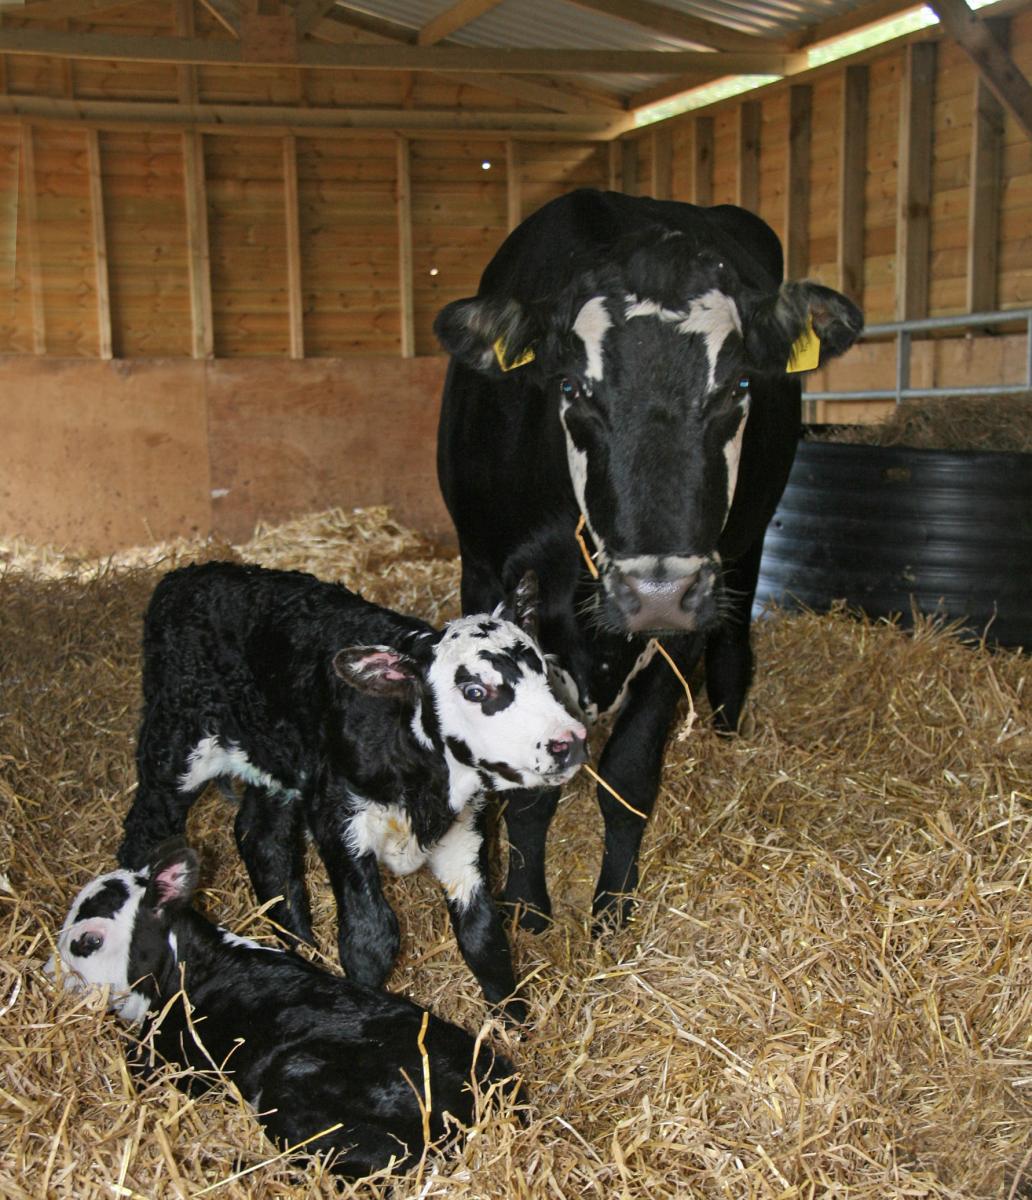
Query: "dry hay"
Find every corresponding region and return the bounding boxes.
[2,507,1030,1199]
[810,393,1032,453]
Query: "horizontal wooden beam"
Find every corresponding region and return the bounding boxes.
[0,28,795,74]
[418,0,503,46]
[563,0,791,53]
[21,0,143,21]
[0,93,631,135]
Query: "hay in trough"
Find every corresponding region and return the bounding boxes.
[810,393,1032,453]
[1,507,1030,1198]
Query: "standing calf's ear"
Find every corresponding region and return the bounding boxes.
[145,839,200,915]
[742,281,864,374]
[333,646,423,700]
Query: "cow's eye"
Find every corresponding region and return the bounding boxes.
[559,376,584,402]
[460,681,488,703]
[732,377,750,400]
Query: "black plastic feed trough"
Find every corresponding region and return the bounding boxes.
[755,433,1032,649]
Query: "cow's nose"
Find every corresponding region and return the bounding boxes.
[611,567,713,633]
[548,728,588,769]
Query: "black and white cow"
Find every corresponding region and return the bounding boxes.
[435,188,863,930]
[49,839,519,1179]
[118,562,586,1023]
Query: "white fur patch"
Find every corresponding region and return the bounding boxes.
[179,736,299,801]
[625,289,742,391]
[559,403,610,575]
[572,296,611,383]
[723,402,750,512]
[346,800,427,876]
[427,806,483,911]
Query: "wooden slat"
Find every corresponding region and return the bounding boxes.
[506,138,520,230]
[608,138,620,190]
[175,0,198,108]
[282,132,303,359]
[650,123,671,200]
[896,41,936,320]
[0,30,795,76]
[293,0,340,38]
[786,85,811,279]
[20,125,45,355]
[418,0,504,46]
[396,135,413,358]
[838,64,867,301]
[928,0,1032,141]
[182,129,213,358]
[692,114,713,206]
[737,99,760,212]
[621,135,638,195]
[967,17,1007,315]
[86,127,112,359]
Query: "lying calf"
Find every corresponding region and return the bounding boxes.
[119,562,586,1022]
[49,840,519,1179]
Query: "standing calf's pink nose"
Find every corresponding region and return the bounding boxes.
[548,728,588,767]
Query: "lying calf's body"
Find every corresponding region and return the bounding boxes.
[50,841,519,1180]
[119,562,586,1022]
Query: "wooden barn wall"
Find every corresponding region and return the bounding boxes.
[0,9,1030,551]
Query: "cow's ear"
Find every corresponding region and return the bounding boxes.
[333,646,422,699]
[496,570,540,641]
[144,839,199,916]
[742,281,863,374]
[434,295,537,377]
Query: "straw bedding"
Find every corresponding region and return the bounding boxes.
[809,394,1032,453]
[2,506,1030,1199]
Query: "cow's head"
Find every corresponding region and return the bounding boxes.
[436,234,862,635]
[46,839,198,1024]
[333,573,587,799]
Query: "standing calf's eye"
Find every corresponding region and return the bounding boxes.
[459,681,488,703]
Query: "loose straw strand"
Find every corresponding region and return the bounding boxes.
[416,1009,433,1147]
[583,762,647,821]
[575,513,599,579]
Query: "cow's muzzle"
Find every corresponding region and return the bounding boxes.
[609,557,719,634]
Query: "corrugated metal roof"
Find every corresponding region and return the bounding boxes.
[336,0,864,101]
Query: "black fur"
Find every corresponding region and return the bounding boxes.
[435,188,863,932]
[118,562,533,1022]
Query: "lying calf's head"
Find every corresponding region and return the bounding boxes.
[47,840,198,1024]
[334,573,587,794]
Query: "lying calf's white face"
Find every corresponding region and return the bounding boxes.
[428,613,587,792]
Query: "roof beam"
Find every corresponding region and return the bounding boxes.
[0,30,794,73]
[926,0,1032,140]
[293,0,341,38]
[20,0,144,19]
[418,0,503,46]
[562,0,790,53]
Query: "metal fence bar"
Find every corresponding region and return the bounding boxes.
[804,307,1032,406]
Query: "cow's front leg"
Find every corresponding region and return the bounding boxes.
[234,784,314,947]
[498,785,560,933]
[428,807,525,1024]
[593,646,697,930]
[705,538,763,733]
[308,790,399,988]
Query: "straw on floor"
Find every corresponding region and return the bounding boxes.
[1,506,1029,1199]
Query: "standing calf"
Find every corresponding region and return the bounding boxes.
[49,840,520,1179]
[118,562,586,1022]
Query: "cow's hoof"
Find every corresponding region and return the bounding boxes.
[496,994,529,1027]
[590,892,634,937]
[502,897,552,934]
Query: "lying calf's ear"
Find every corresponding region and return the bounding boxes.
[497,570,540,640]
[333,646,422,699]
[145,840,200,915]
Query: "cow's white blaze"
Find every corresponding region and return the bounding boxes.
[179,736,299,801]
[572,295,611,382]
[723,401,750,512]
[559,400,611,575]
[427,614,585,804]
[48,869,153,1024]
[625,289,742,391]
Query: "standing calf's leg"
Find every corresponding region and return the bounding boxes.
[499,786,561,933]
[234,785,314,946]
[429,808,525,1023]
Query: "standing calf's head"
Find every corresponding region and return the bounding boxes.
[333,573,588,795]
[47,840,198,1024]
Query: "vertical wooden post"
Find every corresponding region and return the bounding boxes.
[786,85,812,280]
[86,128,112,360]
[651,125,672,200]
[692,115,713,206]
[182,129,213,359]
[621,137,638,195]
[506,138,521,231]
[607,139,620,191]
[737,100,761,212]
[283,133,304,359]
[896,41,936,320]
[21,125,45,355]
[838,65,868,302]
[175,0,198,106]
[396,135,414,359]
[967,18,1007,314]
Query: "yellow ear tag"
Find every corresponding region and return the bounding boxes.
[492,337,536,372]
[786,315,821,373]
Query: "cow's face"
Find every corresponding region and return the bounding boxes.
[46,841,199,1024]
[334,574,587,797]
[436,246,862,636]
